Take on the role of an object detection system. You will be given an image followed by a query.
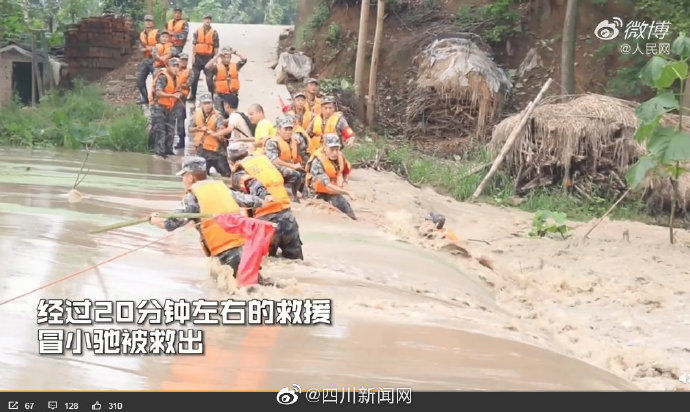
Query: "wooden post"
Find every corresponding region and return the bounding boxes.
[31,31,36,107]
[366,0,385,127]
[560,0,578,94]
[354,0,370,105]
[470,78,553,201]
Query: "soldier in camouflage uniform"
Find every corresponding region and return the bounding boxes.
[228,143,304,260]
[307,133,356,220]
[149,58,181,158]
[264,116,308,200]
[149,156,267,275]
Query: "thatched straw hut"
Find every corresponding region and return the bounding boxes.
[406,37,512,150]
[491,93,690,212]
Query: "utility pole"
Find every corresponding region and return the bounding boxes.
[354,0,370,108]
[366,0,385,126]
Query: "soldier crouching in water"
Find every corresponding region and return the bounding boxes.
[148,156,271,281]
[227,142,304,260]
[306,133,356,220]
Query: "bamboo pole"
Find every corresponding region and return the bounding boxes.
[583,188,631,239]
[354,0,370,107]
[89,213,213,234]
[366,0,385,127]
[470,78,553,201]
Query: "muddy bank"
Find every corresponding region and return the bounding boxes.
[341,168,690,391]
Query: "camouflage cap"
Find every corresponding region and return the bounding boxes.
[293,91,306,99]
[176,156,206,176]
[324,133,341,148]
[199,93,213,103]
[227,142,249,161]
[220,46,234,55]
[167,57,180,66]
[277,115,295,129]
[173,6,182,11]
[203,13,213,19]
[304,77,319,85]
[144,14,154,21]
[179,52,189,60]
[321,95,336,105]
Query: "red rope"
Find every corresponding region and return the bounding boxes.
[0,230,180,307]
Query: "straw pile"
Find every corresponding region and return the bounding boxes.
[490,93,690,211]
[406,37,512,147]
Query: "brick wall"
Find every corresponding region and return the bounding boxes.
[64,14,136,80]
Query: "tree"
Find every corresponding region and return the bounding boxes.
[626,33,690,244]
[560,0,578,94]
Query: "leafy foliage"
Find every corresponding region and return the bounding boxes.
[296,0,331,48]
[626,32,690,242]
[319,77,354,94]
[325,22,341,46]
[0,80,148,152]
[529,210,571,239]
[454,0,522,44]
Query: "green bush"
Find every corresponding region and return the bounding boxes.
[454,0,521,44]
[325,22,341,46]
[0,80,148,153]
[296,0,331,48]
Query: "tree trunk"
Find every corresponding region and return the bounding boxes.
[146,0,154,15]
[560,0,578,94]
[354,0,370,114]
[366,0,385,127]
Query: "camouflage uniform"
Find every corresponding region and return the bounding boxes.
[149,69,175,156]
[136,57,154,104]
[189,27,219,99]
[164,185,264,273]
[210,58,247,117]
[231,168,304,259]
[306,115,351,146]
[309,156,356,220]
[264,136,307,197]
[196,107,231,176]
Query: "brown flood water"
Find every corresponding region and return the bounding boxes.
[0,148,634,390]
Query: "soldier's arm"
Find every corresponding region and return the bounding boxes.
[154,193,200,231]
[338,117,356,146]
[155,75,178,99]
[296,133,309,165]
[179,22,189,42]
[230,189,264,208]
[204,55,219,71]
[210,115,229,138]
[247,179,269,199]
[234,51,248,70]
[311,158,352,197]
[212,31,219,56]
[305,117,316,136]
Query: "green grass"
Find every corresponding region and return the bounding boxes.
[346,133,664,225]
[296,0,331,49]
[0,79,148,152]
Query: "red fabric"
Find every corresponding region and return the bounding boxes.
[215,214,276,286]
[278,96,290,113]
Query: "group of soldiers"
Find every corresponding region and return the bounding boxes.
[144,10,359,283]
[137,8,246,158]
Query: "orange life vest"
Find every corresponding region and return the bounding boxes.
[140,29,158,58]
[193,26,215,55]
[306,96,321,116]
[150,69,177,109]
[290,108,311,131]
[167,19,186,45]
[191,180,246,256]
[239,155,291,217]
[153,42,172,67]
[193,109,222,151]
[307,148,346,194]
[309,112,341,154]
[215,62,240,94]
[177,67,190,97]
[268,137,300,164]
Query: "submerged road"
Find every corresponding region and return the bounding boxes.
[0,23,634,391]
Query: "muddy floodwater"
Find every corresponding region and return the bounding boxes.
[0,148,634,390]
